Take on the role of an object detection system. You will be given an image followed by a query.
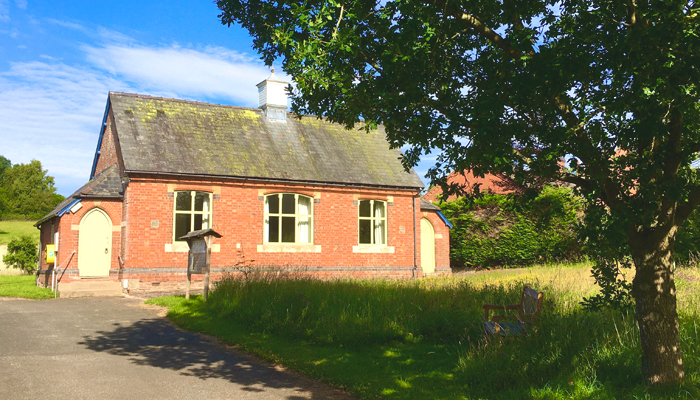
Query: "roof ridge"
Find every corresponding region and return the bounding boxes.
[107,91,335,121]
[109,91,263,113]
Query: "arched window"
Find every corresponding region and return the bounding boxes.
[264,193,313,244]
[173,191,212,242]
[358,199,386,245]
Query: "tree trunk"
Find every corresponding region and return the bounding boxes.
[629,229,685,385]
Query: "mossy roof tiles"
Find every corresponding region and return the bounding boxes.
[109,92,424,189]
[36,165,124,225]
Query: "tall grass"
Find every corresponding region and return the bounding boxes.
[153,264,700,399]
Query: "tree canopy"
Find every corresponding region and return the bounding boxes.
[0,159,64,220]
[218,0,699,384]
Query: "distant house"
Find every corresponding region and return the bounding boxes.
[36,73,451,293]
[422,170,511,204]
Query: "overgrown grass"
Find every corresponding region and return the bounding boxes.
[0,275,55,299]
[148,264,700,399]
[0,220,39,245]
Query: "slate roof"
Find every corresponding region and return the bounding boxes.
[108,92,425,189]
[35,165,124,225]
[420,198,441,212]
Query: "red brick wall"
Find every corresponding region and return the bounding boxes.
[37,175,455,291]
[37,200,123,286]
[93,112,119,177]
[121,177,425,279]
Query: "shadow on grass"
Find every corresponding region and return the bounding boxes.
[78,312,352,400]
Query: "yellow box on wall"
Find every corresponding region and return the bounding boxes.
[45,244,55,264]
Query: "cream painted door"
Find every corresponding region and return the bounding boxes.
[421,218,435,275]
[78,208,112,277]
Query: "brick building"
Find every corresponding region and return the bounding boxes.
[36,74,452,294]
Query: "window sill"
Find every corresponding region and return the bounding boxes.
[353,245,395,254]
[257,244,322,253]
[165,243,221,253]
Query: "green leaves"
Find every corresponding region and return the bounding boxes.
[0,159,63,220]
[3,235,38,274]
[441,186,584,269]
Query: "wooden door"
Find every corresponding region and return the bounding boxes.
[421,218,435,275]
[78,208,112,277]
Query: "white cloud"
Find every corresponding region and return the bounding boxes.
[0,61,134,195]
[0,0,9,22]
[47,18,88,33]
[14,0,26,10]
[0,35,291,195]
[83,43,281,107]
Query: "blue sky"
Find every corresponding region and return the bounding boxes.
[0,0,435,196]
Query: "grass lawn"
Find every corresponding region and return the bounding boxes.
[147,263,700,399]
[0,275,55,299]
[0,220,39,245]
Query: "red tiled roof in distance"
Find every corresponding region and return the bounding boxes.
[423,170,512,203]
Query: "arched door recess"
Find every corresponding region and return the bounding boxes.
[78,208,112,277]
[421,218,435,275]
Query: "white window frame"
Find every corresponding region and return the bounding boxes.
[358,199,387,246]
[264,193,313,244]
[173,191,213,242]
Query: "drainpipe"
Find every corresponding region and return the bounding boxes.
[413,191,418,278]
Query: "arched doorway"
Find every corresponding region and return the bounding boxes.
[78,208,112,277]
[421,218,435,275]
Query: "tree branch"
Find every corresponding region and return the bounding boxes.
[333,4,344,38]
[455,13,525,59]
[625,0,638,26]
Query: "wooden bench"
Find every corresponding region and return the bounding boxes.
[483,287,544,337]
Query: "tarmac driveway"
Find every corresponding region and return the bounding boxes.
[0,296,354,400]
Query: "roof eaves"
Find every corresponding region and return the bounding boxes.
[436,211,454,229]
[125,170,424,191]
[57,198,82,217]
[89,95,112,180]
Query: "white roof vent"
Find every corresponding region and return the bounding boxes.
[256,68,288,122]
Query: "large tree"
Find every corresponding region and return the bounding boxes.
[218,0,699,384]
[0,160,63,220]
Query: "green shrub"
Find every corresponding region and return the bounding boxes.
[3,235,38,274]
[441,185,584,269]
[675,207,700,265]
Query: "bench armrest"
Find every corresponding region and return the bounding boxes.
[483,304,519,320]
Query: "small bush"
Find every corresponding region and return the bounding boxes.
[3,235,38,274]
[441,185,585,269]
[675,207,700,265]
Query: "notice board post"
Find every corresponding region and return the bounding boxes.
[179,229,222,301]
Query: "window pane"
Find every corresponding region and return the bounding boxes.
[176,192,192,211]
[194,214,203,231]
[175,213,191,241]
[281,216,295,242]
[298,216,311,243]
[201,213,210,229]
[298,196,311,215]
[194,192,209,212]
[373,201,385,218]
[267,216,279,242]
[266,194,279,214]
[359,200,371,217]
[374,220,386,245]
[359,219,372,244]
[282,194,295,214]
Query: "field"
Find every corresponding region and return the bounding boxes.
[0,275,55,299]
[0,220,39,245]
[147,263,700,399]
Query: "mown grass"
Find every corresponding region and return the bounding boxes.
[0,275,55,299]
[147,263,700,399]
[0,220,39,245]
